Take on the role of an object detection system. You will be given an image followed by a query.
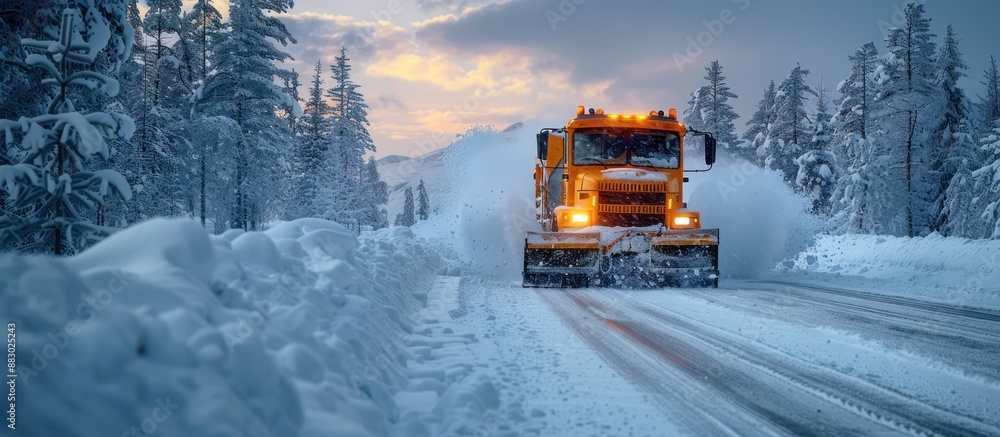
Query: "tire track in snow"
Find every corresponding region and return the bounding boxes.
[537,289,753,436]
[613,290,1000,437]
[712,281,1000,380]
[541,288,1000,436]
[754,280,1000,333]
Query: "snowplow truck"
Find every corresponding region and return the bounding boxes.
[523,106,719,288]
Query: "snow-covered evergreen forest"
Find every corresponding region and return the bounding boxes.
[684,4,1000,240]
[0,0,389,255]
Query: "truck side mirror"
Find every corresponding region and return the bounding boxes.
[536,132,549,161]
[705,135,717,166]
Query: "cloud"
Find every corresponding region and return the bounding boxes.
[413,0,758,86]
[365,51,539,95]
[279,11,413,67]
[371,94,407,111]
[413,0,473,12]
[412,105,524,128]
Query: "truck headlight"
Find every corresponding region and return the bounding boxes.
[668,212,700,229]
[556,207,592,228]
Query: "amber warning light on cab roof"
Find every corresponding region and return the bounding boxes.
[576,105,677,119]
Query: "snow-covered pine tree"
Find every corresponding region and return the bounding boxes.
[743,81,777,166]
[200,0,297,230]
[795,82,839,216]
[829,43,881,233]
[829,134,876,233]
[187,116,239,230]
[177,0,223,88]
[0,0,53,121]
[99,0,143,226]
[935,25,986,238]
[981,57,1000,127]
[697,61,739,153]
[763,65,816,184]
[174,0,225,226]
[360,157,389,229]
[971,57,1000,239]
[939,130,984,238]
[394,187,415,227]
[57,0,133,114]
[683,86,707,132]
[327,46,376,231]
[417,179,430,220]
[146,0,204,219]
[0,5,133,254]
[143,0,181,107]
[834,43,879,142]
[280,69,302,136]
[291,61,332,219]
[976,128,1000,239]
[873,3,938,237]
[0,0,54,216]
[934,26,969,143]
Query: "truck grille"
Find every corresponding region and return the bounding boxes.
[598,192,665,205]
[596,180,668,227]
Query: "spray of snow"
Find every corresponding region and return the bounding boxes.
[415,126,541,280]
[415,128,822,281]
[686,151,823,279]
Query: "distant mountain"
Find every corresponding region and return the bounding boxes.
[501,122,524,133]
[377,155,411,165]
[379,147,447,222]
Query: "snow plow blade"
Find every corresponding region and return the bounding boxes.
[523,229,719,288]
[523,232,601,288]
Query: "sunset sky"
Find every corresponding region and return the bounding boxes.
[169,1,1000,158]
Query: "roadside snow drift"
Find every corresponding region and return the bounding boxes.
[0,218,499,436]
[785,232,1000,309]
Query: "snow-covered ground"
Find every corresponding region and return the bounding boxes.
[781,232,1000,310]
[1,218,504,436]
[5,127,1000,436]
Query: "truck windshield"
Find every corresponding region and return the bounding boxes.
[572,129,680,168]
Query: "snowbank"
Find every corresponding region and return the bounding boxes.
[784,232,1000,309]
[1,218,499,436]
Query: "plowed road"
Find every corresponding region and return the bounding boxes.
[463,279,1000,436]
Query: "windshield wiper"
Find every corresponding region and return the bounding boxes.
[630,158,662,171]
[578,157,610,168]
